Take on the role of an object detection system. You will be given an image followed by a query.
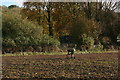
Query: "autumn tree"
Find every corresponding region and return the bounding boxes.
[21,1,120,47]
[22,1,54,36]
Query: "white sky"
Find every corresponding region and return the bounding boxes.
[1,0,23,7]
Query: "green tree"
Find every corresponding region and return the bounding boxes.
[2,6,43,49]
[8,5,19,9]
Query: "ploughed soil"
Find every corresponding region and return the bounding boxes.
[2,53,119,79]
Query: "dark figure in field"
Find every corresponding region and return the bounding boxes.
[66,47,75,58]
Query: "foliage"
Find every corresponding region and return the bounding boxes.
[117,34,120,39]
[8,5,19,9]
[2,6,60,53]
[2,38,16,47]
[40,35,60,46]
[2,7,41,52]
[91,43,104,51]
[117,34,120,42]
[22,2,119,45]
[69,17,100,46]
[2,7,43,40]
[22,2,53,36]
[15,36,30,47]
[2,1,120,53]
[81,34,94,50]
[101,37,111,49]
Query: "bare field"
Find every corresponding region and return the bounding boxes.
[2,53,119,79]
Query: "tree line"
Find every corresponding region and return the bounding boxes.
[2,1,120,53]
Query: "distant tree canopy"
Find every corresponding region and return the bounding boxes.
[2,1,120,53]
[22,1,120,44]
[8,5,19,9]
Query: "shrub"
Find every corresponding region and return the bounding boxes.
[117,34,120,42]
[81,34,94,50]
[101,37,111,49]
[15,36,29,47]
[40,35,60,47]
[2,38,16,53]
[92,43,104,51]
[49,37,60,46]
[37,35,60,52]
[2,38,16,47]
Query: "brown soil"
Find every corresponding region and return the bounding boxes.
[2,53,119,79]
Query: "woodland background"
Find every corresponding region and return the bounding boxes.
[1,1,120,53]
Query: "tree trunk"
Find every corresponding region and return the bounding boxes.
[47,3,53,36]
